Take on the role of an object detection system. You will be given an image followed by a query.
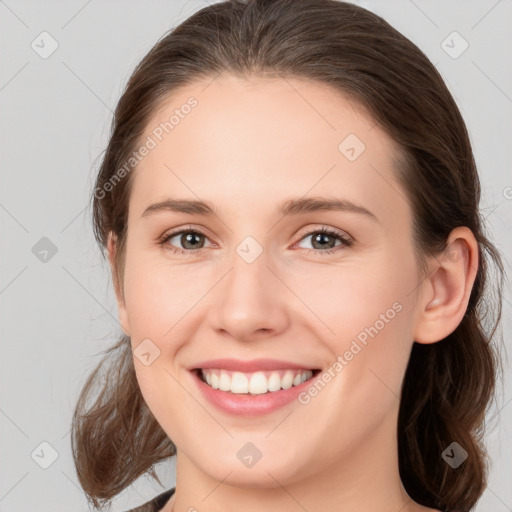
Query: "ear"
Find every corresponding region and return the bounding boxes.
[107,232,131,336]
[413,226,479,344]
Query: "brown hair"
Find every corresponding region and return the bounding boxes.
[71,1,507,510]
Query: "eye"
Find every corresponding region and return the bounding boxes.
[158,227,213,255]
[296,227,353,255]
[158,226,353,256]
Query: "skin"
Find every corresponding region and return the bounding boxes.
[108,73,478,512]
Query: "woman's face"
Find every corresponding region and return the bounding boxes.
[114,74,427,489]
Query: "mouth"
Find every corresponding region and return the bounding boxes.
[191,368,322,395]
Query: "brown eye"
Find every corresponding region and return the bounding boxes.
[297,227,353,255]
[159,229,211,255]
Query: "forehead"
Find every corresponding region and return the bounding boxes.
[129,74,410,229]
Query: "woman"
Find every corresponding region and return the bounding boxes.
[71,1,506,511]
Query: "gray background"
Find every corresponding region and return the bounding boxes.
[1,0,511,510]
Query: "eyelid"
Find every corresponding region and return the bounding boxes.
[294,224,352,243]
[158,225,216,250]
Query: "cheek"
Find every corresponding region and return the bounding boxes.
[295,251,417,387]
[310,298,414,438]
[122,253,210,336]
[285,255,413,337]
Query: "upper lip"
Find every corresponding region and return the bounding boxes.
[188,358,320,373]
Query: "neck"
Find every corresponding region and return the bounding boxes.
[163,404,421,512]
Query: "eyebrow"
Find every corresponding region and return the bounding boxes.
[140,196,379,223]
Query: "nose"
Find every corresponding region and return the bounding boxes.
[208,247,290,343]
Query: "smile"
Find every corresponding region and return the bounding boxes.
[196,368,321,395]
[188,365,323,416]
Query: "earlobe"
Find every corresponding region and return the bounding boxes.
[414,227,479,344]
[107,232,131,336]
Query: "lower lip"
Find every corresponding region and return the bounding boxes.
[190,369,321,417]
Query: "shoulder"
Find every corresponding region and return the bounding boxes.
[123,488,176,512]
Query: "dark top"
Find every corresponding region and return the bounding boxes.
[124,487,175,512]
[125,488,448,512]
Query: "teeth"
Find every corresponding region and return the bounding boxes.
[200,369,314,394]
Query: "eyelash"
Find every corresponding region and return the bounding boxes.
[158,226,353,256]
